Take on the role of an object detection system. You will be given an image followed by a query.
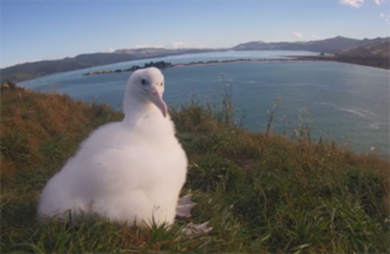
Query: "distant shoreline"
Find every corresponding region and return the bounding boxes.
[174,56,390,70]
[172,59,304,68]
[81,58,322,77]
[82,56,388,77]
[293,55,389,70]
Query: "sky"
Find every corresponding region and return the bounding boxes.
[1,0,389,68]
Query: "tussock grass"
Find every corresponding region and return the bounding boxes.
[1,86,389,253]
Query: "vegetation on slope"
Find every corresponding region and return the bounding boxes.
[340,40,390,58]
[334,55,390,69]
[295,55,390,70]
[0,53,136,83]
[333,40,390,69]
[1,86,389,253]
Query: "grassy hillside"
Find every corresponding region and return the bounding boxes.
[1,86,389,253]
[0,53,137,83]
[340,41,390,58]
[334,39,390,69]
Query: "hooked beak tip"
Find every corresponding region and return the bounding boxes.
[149,89,167,118]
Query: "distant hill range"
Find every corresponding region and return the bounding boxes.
[233,36,389,54]
[337,40,390,58]
[1,36,389,83]
[332,40,390,69]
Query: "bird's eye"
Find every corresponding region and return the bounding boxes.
[141,79,147,85]
[161,82,164,86]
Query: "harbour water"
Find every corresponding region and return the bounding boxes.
[19,51,390,158]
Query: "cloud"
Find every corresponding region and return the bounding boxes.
[311,34,325,40]
[133,44,164,49]
[172,41,190,49]
[339,0,364,7]
[108,47,114,53]
[339,0,387,7]
[171,42,211,49]
[380,12,389,23]
[292,32,303,39]
[373,0,387,5]
[192,42,210,48]
[120,42,210,50]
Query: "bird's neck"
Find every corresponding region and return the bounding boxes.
[123,97,156,120]
[123,97,173,132]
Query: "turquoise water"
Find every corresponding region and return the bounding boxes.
[19,51,389,158]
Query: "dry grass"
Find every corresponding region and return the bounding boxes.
[1,86,389,253]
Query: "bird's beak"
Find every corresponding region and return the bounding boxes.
[149,87,167,118]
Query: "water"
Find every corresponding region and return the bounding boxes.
[19,51,390,158]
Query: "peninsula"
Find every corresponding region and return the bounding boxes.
[81,57,325,76]
[82,53,389,77]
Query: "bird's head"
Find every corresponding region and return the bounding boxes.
[124,67,167,118]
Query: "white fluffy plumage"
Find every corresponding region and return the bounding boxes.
[37,67,188,226]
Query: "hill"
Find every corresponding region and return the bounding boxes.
[1,85,389,253]
[327,39,390,69]
[0,53,136,83]
[339,40,390,58]
[233,36,389,53]
[1,36,389,83]
[0,48,224,83]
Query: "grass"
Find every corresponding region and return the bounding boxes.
[1,85,389,253]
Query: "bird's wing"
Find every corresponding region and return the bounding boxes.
[82,147,151,196]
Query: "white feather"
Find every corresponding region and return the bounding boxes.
[37,67,188,226]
